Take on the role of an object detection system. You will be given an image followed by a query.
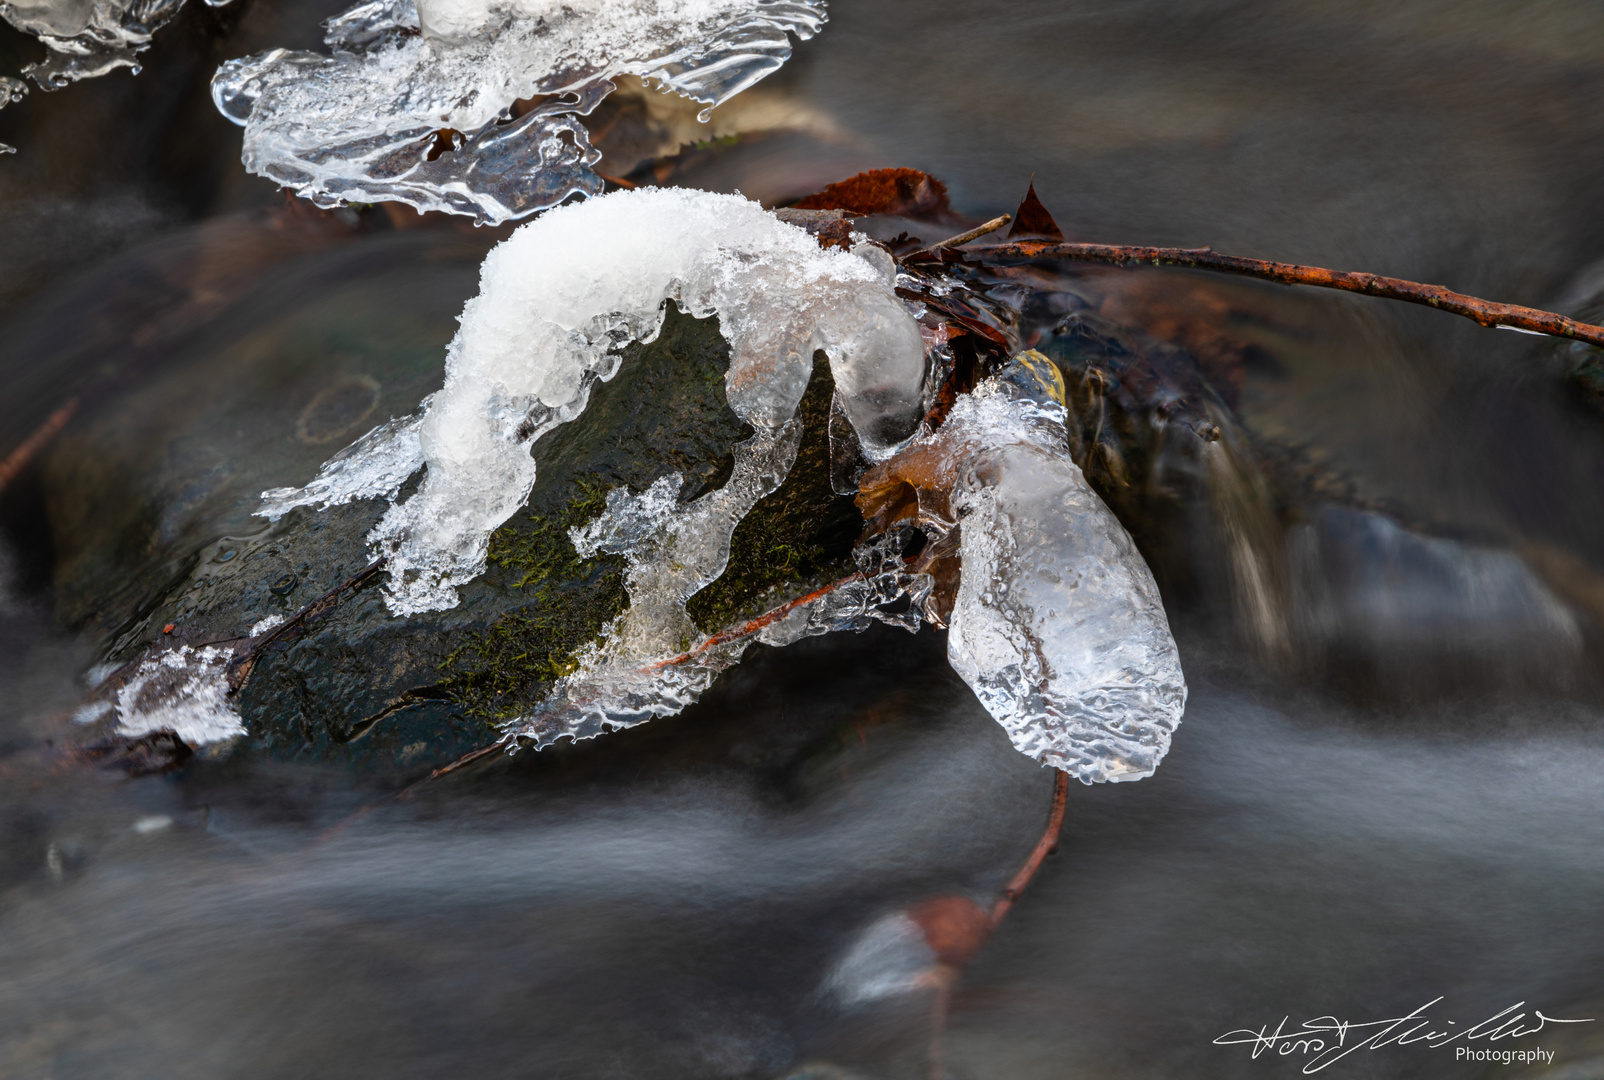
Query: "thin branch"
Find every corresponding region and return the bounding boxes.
[966,240,1604,348]
[226,559,386,692]
[0,397,79,495]
[924,214,1012,253]
[991,768,1069,924]
[395,742,505,800]
[647,571,864,671]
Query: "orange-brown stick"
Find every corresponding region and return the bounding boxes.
[0,398,79,495]
[648,571,865,671]
[991,768,1070,924]
[970,241,1604,348]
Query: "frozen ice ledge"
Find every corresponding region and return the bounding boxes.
[210,0,827,223]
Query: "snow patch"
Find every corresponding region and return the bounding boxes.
[249,614,288,636]
[259,187,926,618]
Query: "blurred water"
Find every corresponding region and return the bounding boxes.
[3,1,1604,1077]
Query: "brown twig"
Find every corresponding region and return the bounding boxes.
[227,559,386,692]
[647,571,864,671]
[395,742,505,800]
[965,240,1604,348]
[0,398,79,495]
[924,214,1012,254]
[923,769,1070,1079]
[991,768,1070,924]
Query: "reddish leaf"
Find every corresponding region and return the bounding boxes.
[1005,180,1064,241]
[792,168,954,220]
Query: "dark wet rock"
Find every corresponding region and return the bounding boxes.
[31,230,860,768]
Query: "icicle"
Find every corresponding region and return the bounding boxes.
[863,352,1187,783]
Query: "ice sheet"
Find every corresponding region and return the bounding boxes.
[212,0,826,222]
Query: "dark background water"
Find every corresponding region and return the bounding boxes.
[2,2,1603,1077]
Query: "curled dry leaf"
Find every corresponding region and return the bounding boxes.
[792,167,958,221]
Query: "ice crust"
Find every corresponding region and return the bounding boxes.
[211,0,826,222]
[931,365,1187,784]
[0,0,198,88]
[506,518,915,750]
[114,645,246,746]
[258,187,926,621]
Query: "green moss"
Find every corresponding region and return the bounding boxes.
[437,475,627,721]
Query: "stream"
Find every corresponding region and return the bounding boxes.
[2,1,1603,1078]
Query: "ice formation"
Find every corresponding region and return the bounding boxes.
[509,517,914,748]
[0,0,206,88]
[259,187,926,621]
[862,353,1187,784]
[211,0,827,222]
[114,645,246,746]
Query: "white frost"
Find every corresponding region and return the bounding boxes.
[249,613,288,636]
[211,0,826,222]
[115,645,246,746]
[260,187,926,619]
[934,363,1187,784]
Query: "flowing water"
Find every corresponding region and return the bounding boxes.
[3,2,1604,1077]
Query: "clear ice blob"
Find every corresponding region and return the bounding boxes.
[0,76,23,152]
[862,352,1188,784]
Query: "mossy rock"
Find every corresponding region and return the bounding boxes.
[39,242,862,768]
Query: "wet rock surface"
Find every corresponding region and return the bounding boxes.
[24,228,867,767]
